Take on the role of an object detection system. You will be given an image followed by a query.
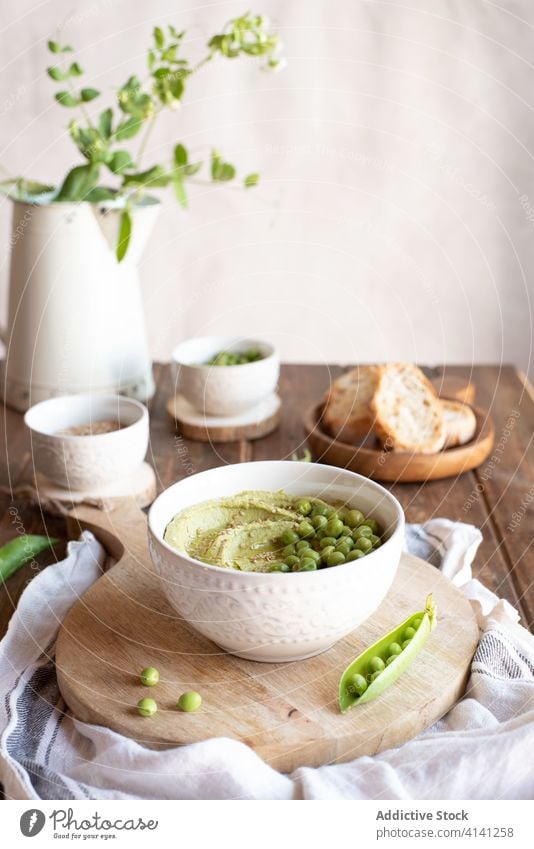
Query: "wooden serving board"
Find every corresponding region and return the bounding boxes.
[304,403,495,483]
[56,500,479,773]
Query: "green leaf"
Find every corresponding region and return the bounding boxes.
[115,116,142,140]
[47,40,72,53]
[184,161,202,177]
[47,66,67,81]
[80,87,100,102]
[55,91,79,107]
[70,62,83,77]
[211,150,236,182]
[116,210,132,262]
[244,173,259,188]
[85,187,117,202]
[168,25,184,40]
[122,165,170,188]
[56,163,100,201]
[154,26,165,49]
[99,108,113,139]
[174,143,187,166]
[108,150,134,175]
[172,173,187,208]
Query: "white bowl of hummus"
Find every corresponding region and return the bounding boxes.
[171,336,279,415]
[148,461,404,662]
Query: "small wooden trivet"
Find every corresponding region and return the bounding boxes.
[167,393,281,443]
[33,461,156,511]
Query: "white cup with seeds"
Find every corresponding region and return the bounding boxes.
[24,394,149,490]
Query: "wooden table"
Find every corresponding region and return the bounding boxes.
[0,364,532,637]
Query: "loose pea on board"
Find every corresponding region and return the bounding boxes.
[338,595,437,712]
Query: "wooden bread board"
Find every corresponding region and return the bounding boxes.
[56,500,479,773]
[304,403,494,483]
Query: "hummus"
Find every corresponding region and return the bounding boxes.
[164,489,339,571]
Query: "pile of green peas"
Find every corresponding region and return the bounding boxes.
[206,348,263,366]
[346,619,423,698]
[136,666,202,717]
[268,499,383,573]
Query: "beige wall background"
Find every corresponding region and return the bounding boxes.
[0,0,533,371]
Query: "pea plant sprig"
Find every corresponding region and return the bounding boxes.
[0,13,283,260]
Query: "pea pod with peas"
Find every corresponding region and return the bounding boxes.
[338,594,437,712]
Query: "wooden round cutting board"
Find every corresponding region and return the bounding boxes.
[56,500,479,773]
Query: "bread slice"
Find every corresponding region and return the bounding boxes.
[371,363,446,453]
[441,399,477,448]
[323,366,379,443]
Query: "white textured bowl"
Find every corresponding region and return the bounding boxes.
[148,461,404,662]
[24,394,149,490]
[171,336,279,415]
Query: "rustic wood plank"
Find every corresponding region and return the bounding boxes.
[467,365,534,629]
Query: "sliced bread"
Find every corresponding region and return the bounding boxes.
[441,399,477,448]
[323,366,379,443]
[371,363,446,453]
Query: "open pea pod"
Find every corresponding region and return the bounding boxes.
[339,594,437,713]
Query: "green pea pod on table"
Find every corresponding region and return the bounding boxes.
[339,594,437,713]
[0,535,60,584]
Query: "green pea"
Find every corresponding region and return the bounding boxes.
[280,529,299,546]
[413,617,423,630]
[388,642,402,657]
[311,504,328,517]
[281,544,296,558]
[369,670,382,683]
[137,697,157,717]
[295,539,311,552]
[346,549,365,561]
[355,524,373,538]
[346,509,365,528]
[320,545,336,561]
[285,555,300,568]
[177,691,202,712]
[325,518,344,538]
[311,515,328,530]
[298,560,317,571]
[140,667,160,687]
[386,655,397,666]
[304,549,321,563]
[369,656,385,673]
[340,525,353,537]
[298,521,315,539]
[403,627,416,640]
[347,673,368,696]
[364,519,380,534]
[319,536,337,549]
[297,499,312,516]
[355,537,373,553]
[326,550,346,568]
[335,539,352,556]
[369,534,381,547]
[269,561,289,572]
[402,639,412,650]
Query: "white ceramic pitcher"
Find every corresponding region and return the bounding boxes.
[1,198,158,412]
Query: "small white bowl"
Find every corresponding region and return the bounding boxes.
[171,336,279,415]
[148,461,404,662]
[24,394,149,490]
